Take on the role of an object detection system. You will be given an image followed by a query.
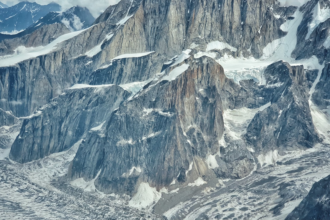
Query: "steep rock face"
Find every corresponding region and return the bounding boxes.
[245,61,320,155]
[286,175,330,220]
[98,0,289,61]
[0,0,293,118]
[0,0,141,117]
[84,52,164,85]
[292,0,330,63]
[0,2,61,33]
[312,63,330,109]
[69,57,263,195]
[9,85,131,163]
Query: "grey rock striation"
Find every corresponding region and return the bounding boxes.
[10,85,131,163]
[0,0,292,117]
[312,62,330,109]
[245,61,321,155]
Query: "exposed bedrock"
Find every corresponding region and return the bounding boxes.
[286,175,330,220]
[312,63,330,109]
[9,85,131,163]
[292,0,330,63]
[0,0,292,117]
[245,61,321,155]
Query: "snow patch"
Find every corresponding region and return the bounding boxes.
[128,182,162,209]
[0,28,87,67]
[206,41,237,52]
[91,121,106,131]
[310,104,330,144]
[223,103,271,141]
[117,138,134,146]
[257,150,280,167]
[85,33,114,57]
[206,154,219,169]
[71,169,102,193]
[69,84,114,90]
[188,177,207,187]
[119,79,152,96]
[112,51,155,60]
[277,0,311,7]
[162,64,189,81]
[117,14,133,26]
[170,49,191,67]
[122,166,142,177]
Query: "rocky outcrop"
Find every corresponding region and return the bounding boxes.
[245,61,320,155]
[312,63,330,109]
[286,175,330,220]
[292,0,330,63]
[9,85,131,163]
[0,0,295,118]
[68,56,267,195]
[84,52,165,85]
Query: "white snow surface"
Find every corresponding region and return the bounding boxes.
[162,64,189,81]
[277,0,311,7]
[202,8,326,84]
[0,28,87,67]
[112,51,155,60]
[69,84,114,90]
[85,33,114,57]
[170,49,191,67]
[61,15,84,31]
[310,103,330,144]
[71,169,102,193]
[187,177,207,187]
[128,182,162,209]
[257,150,280,167]
[206,41,237,52]
[119,79,153,96]
[206,154,219,169]
[91,121,106,131]
[117,14,134,26]
[222,102,271,142]
[323,36,330,49]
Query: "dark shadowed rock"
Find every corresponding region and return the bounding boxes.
[286,175,330,220]
[245,61,321,156]
[10,85,131,163]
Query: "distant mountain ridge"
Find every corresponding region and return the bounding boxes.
[0,2,7,8]
[32,6,95,32]
[0,1,61,33]
[0,6,95,56]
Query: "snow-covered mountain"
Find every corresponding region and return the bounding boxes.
[0,0,330,219]
[0,1,61,33]
[0,6,94,56]
[0,1,7,9]
[30,6,95,32]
